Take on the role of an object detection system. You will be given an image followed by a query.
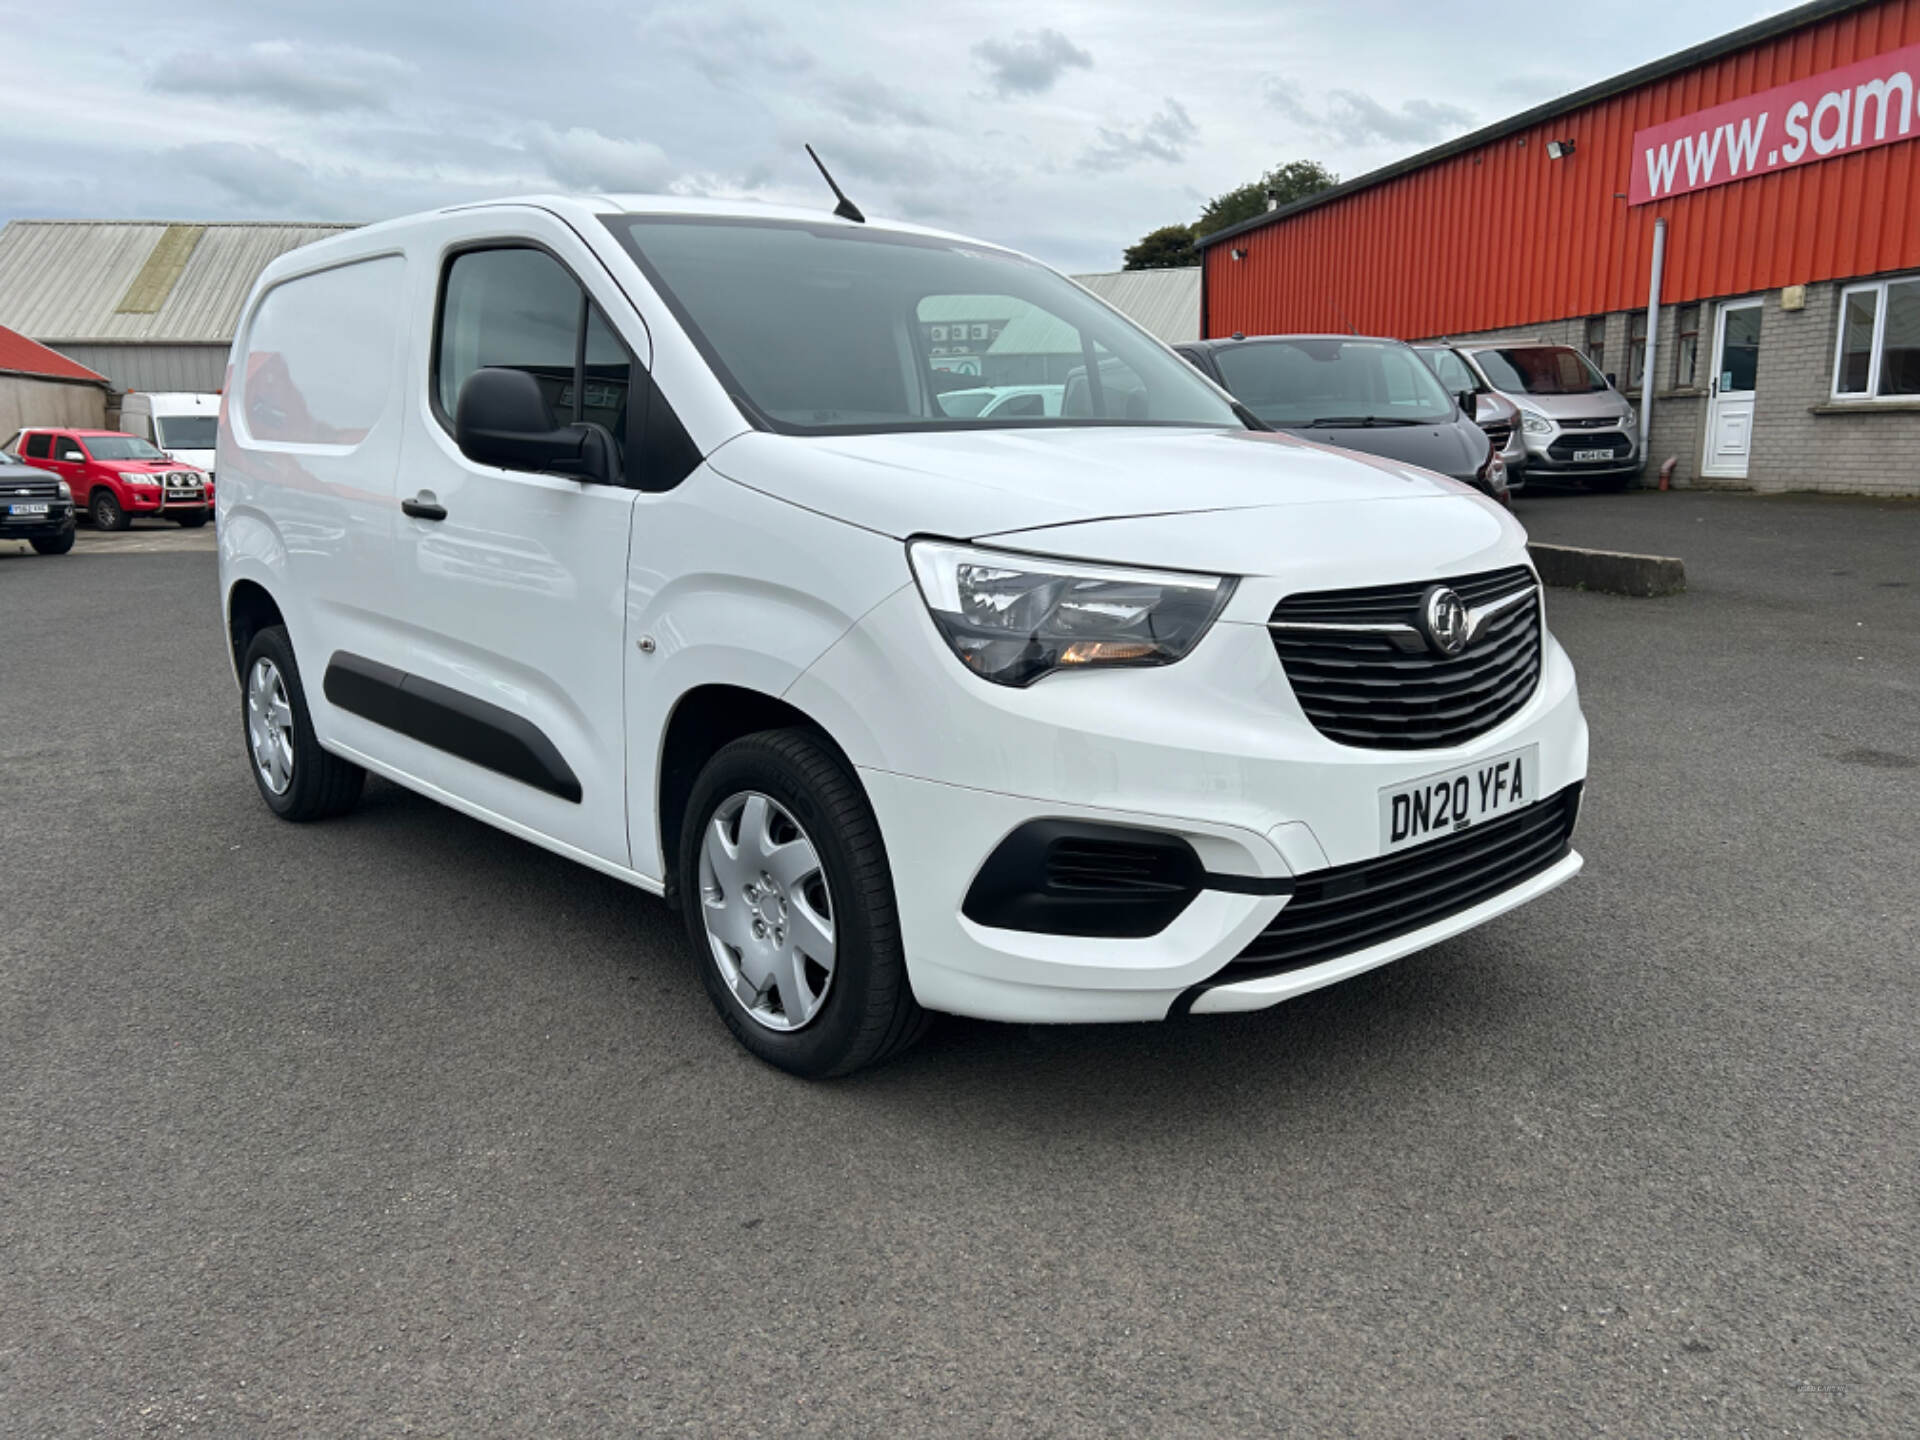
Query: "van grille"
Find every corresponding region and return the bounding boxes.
[1216,783,1580,982]
[1479,421,1513,449]
[1268,566,1542,750]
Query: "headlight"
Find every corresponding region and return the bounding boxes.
[1518,409,1553,435]
[118,470,159,485]
[56,480,71,499]
[908,540,1235,688]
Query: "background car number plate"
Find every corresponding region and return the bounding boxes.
[8,502,49,515]
[1573,448,1614,462]
[1380,744,1540,852]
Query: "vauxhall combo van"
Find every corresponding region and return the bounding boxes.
[217,196,1588,1076]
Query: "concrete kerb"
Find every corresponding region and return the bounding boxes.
[1527,542,1686,597]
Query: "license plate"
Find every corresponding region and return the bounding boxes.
[7,502,49,515]
[1573,447,1615,462]
[1380,745,1540,852]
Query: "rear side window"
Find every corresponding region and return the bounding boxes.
[22,432,51,460]
[242,255,405,446]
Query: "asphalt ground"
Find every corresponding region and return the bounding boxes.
[1,492,1915,1435]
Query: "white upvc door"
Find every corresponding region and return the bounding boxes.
[1701,298,1763,478]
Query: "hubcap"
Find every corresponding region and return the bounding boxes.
[698,791,836,1032]
[246,658,295,795]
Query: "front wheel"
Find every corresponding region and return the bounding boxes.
[90,490,129,531]
[240,625,365,821]
[678,729,926,1078]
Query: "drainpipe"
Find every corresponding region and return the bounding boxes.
[1638,217,1667,466]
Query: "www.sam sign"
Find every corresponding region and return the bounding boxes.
[1631,44,1920,204]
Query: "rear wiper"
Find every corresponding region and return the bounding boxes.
[1301,415,1425,428]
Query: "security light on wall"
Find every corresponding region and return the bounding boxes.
[1545,138,1576,159]
[1230,246,1248,261]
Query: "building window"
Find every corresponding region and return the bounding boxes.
[1673,304,1700,389]
[1584,316,1606,374]
[1627,311,1649,388]
[1834,276,1920,398]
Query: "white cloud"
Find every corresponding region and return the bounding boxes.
[972,29,1093,97]
[521,127,682,194]
[154,40,416,114]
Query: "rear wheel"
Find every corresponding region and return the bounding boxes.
[89,490,129,531]
[679,729,927,1078]
[30,525,75,555]
[240,625,365,821]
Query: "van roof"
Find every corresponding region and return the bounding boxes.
[258,194,1019,282]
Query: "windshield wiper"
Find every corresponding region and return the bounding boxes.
[1300,415,1426,428]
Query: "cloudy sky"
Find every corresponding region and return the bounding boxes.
[2,0,1796,273]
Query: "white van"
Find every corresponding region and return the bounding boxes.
[216,196,1588,1076]
[120,392,221,476]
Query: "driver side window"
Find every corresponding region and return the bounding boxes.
[435,246,635,480]
[55,436,85,462]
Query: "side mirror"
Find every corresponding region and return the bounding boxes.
[454,367,616,484]
[1457,389,1480,420]
[1605,371,1618,387]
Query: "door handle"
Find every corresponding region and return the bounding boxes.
[401,494,446,521]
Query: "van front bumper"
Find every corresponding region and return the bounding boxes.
[795,584,1589,1024]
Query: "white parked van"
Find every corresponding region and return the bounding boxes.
[120,392,221,476]
[216,196,1588,1076]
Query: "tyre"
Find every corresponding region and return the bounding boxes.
[679,729,927,1078]
[175,510,209,528]
[240,624,365,821]
[30,525,75,555]
[89,490,129,531]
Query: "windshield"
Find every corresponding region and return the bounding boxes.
[155,415,217,450]
[601,216,1242,435]
[81,435,168,461]
[1472,345,1609,395]
[1212,338,1455,426]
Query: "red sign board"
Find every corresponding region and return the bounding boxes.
[1630,43,1920,204]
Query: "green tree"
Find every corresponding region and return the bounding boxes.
[1122,223,1199,271]
[1194,160,1338,238]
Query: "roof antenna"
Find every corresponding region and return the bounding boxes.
[805,144,865,224]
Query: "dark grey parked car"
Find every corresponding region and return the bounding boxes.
[0,445,75,554]
[1176,335,1510,503]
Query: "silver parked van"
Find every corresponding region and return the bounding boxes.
[1457,344,1642,490]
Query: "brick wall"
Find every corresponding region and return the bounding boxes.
[1748,282,1920,497]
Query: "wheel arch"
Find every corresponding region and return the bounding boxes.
[656,683,864,901]
[225,578,285,687]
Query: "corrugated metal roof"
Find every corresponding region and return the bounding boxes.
[0,221,357,344]
[1070,269,1202,343]
[0,323,109,385]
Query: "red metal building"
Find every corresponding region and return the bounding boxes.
[1199,0,1920,493]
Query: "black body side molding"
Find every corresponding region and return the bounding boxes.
[323,652,582,804]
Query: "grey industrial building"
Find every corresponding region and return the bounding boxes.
[0,220,354,396]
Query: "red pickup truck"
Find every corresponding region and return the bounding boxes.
[6,427,213,530]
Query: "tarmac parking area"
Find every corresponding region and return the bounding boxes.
[1,491,1915,1435]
